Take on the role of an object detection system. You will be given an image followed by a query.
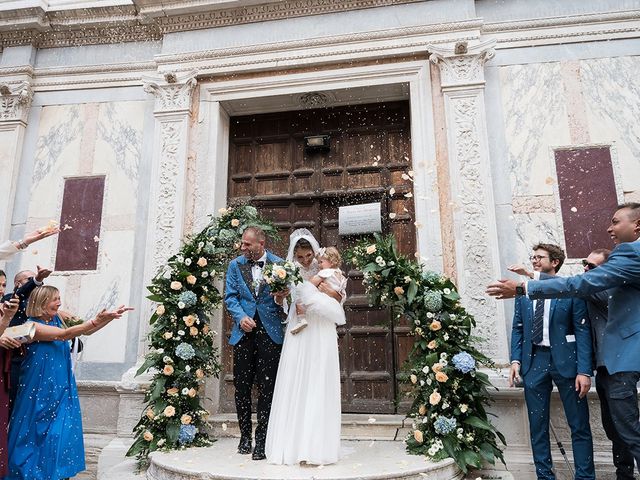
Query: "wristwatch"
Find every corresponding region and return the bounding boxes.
[515,282,525,296]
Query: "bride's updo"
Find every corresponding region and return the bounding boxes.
[294,238,313,252]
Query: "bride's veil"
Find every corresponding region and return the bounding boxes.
[286,228,321,262]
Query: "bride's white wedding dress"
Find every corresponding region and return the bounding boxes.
[265,261,347,465]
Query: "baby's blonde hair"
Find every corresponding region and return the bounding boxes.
[319,246,342,268]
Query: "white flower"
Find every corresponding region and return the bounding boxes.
[414,319,421,325]
[185,365,191,372]
[426,312,434,318]
[426,378,432,385]
[157,438,166,447]
[178,330,185,336]
[163,356,173,364]
[443,288,451,294]
[198,242,204,249]
[440,353,447,359]
[176,255,184,263]
[460,404,468,413]
[442,402,449,409]
[182,388,189,395]
[443,333,450,341]
[201,271,209,278]
[163,269,172,279]
[449,314,456,320]
[156,348,164,354]
[178,302,186,309]
[422,365,429,374]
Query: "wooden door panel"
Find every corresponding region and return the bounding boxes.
[226,101,415,414]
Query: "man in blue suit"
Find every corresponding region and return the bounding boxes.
[225,226,287,460]
[509,243,594,480]
[489,202,640,474]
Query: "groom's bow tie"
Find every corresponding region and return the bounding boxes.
[248,260,264,268]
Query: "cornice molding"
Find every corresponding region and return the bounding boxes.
[482,9,640,33]
[154,20,483,65]
[151,0,423,33]
[0,0,423,49]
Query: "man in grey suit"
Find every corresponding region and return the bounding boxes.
[488,202,640,473]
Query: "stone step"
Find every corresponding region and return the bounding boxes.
[147,438,462,480]
[209,413,412,441]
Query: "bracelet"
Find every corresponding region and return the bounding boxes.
[14,240,27,250]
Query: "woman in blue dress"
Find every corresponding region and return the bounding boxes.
[6,285,132,480]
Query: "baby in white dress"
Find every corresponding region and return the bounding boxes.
[290,246,346,335]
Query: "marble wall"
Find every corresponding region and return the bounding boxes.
[497,55,640,272]
[15,100,145,368]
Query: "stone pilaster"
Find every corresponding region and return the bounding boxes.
[0,80,33,243]
[427,40,509,363]
[134,71,198,359]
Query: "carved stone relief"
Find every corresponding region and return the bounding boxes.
[0,81,33,123]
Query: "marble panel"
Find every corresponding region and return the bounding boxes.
[21,100,145,367]
[499,62,570,197]
[511,212,562,264]
[580,56,640,193]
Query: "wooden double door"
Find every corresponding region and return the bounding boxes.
[222,101,416,414]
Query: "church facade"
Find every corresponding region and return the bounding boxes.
[0,0,638,477]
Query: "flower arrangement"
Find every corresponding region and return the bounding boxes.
[126,205,277,465]
[347,233,505,473]
[262,261,303,294]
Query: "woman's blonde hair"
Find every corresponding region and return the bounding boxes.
[26,285,60,318]
[319,246,342,268]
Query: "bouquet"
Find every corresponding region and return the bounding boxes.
[262,261,303,293]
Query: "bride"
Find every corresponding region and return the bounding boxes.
[265,229,346,465]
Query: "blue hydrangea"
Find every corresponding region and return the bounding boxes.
[218,229,236,241]
[452,351,476,373]
[423,290,443,312]
[178,291,198,308]
[422,270,441,285]
[175,342,195,361]
[434,416,457,435]
[178,424,197,445]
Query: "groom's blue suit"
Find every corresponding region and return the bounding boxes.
[224,251,286,455]
[511,292,594,480]
[225,252,286,346]
[527,240,640,473]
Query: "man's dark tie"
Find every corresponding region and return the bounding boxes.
[532,299,545,344]
[249,260,264,268]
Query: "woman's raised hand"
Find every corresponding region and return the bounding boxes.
[95,305,134,324]
[23,226,60,246]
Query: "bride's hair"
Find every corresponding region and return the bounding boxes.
[294,238,313,252]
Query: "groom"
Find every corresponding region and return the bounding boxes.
[224,226,287,460]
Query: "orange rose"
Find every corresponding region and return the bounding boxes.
[183,315,196,327]
[410,374,418,384]
[197,257,207,267]
[163,365,174,376]
[143,431,154,441]
[190,326,198,336]
[432,363,443,373]
[414,430,424,443]
[163,406,175,417]
[180,414,192,425]
[394,286,405,296]
[427,340,437,349]
[186,275,197,285]
[418,404,427,416]
[430,320,442,331]
[429,390,441,405]
[166,387,179,396]
[170,281,182,291]
[435,372,449,382]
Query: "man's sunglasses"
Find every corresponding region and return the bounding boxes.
[581,259,598,270]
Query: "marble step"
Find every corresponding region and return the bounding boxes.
[209,413,412,441]
[147,437,462,480]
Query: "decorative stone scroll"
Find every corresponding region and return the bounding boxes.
[426,40,508,362]
[0,81,34,124]
[143,71,197,115]
[428,40,496,89]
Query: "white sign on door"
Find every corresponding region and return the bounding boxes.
[338,202,382,235]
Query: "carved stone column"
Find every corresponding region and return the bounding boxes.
[427,40,509,363]
[132,71,198,362]
[0,81,33,244]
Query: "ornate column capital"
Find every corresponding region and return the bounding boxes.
[0,81,34,124]
[427,40,496,89]
[143,70,198,115]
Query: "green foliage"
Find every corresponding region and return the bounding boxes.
[126,205,276,464]
[346,233,506,473]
